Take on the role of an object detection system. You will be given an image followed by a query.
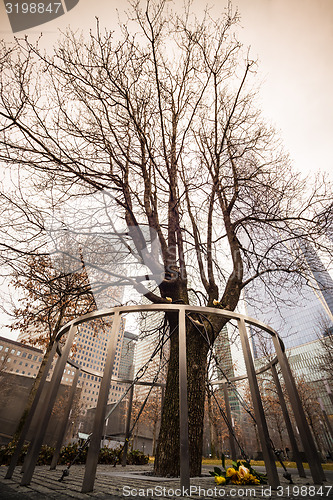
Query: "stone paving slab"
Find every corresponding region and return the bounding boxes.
[0,464,333,500]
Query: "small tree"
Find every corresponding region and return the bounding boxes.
[8,253,96,439]
[205,387,229,459]
[258,374,288,453]
[294,376,327,456]
[0,351,13,410]
[316,323,333,384]
[131,387,162,456]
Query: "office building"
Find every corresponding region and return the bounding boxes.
[61,318,138,410]
[14,314,135,411]
[246,242,333,354]
[244,240,333,452]
[118,330,136,380]
[0,336,43,378]
[0,336,81,446]
[134,303,168,399]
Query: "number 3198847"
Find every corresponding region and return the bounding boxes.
[5,3,62,14]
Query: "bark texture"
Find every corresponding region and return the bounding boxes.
[155,312,228,477]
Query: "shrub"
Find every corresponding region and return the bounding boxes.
[127,449,149,465]
[59,442,87,465]
[36,445,55,465]
[0,441,148,466]
[0,442,29,466]
[98,446,121,464]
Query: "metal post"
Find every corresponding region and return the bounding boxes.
[272,335,326,484]
[324,380,333,408]
[21,325,77,486]
[319,420,332,457]
[238,319,279,488]
[50,367,80,470]
[161,386,165,410]
[318,398,333,447]
[270,363,306,478]
[223,383,237,462]
[179,307,190,490]
[5,341,58,479]
[122,384,134,467]
[81,312,121,493]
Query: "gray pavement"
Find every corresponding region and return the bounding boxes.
[0,464,333,500]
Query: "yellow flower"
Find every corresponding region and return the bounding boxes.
[248,473,260,484]
[232,472,244,484]
[165,297,173,302]
[215,476,226,485]
[238,465,250,480]
[213,299,220,306]
[226,467,237,478]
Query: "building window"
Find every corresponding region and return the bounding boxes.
[22,352,26,358]
[11,349,15,354]
[27,354,32,359]
[17,351,21,356]
[5,347,9,352]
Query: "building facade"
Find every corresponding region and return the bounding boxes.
[246,242,333,353]
[5,315,135,412]
[57,318,137,411]
[0,336,43,378]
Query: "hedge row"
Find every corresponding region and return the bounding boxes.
[0,442,149,466]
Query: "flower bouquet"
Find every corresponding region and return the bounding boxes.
[210,454,267,486]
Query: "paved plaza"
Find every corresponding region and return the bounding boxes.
[0,464,333,500]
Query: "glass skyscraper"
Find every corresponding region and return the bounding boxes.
[246,241,333,432]
[246,242,333,353]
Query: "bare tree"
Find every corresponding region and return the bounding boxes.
[131,386,162,456]
[0,0,332,476]
[294,376,327,457]
[316,321,333,384]
[0,351,13,412]
[7,253,96,440]
[204,387,230,459]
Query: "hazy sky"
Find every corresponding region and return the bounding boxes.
[0,0,333,339]
[1,0,333,178]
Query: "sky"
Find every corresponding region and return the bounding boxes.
[1,0,332,177]
[0,0,333,339]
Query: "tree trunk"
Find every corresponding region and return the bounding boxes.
[154,312,209,477]
[152,419,157,457]
[12,340,54,442]
[207,389,218,458]
[254,422,261,455]
[276,417,285,452]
